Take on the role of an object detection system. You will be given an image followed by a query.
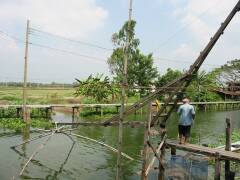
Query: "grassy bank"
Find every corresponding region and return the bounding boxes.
[0,86,141,105]
[0,86,76,104]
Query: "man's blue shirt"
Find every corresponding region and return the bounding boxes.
[177,104,195,126]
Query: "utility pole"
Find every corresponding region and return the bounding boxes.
[23,20,30,123]
[116,0,133,179]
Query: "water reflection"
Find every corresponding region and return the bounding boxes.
[0,110,239,179]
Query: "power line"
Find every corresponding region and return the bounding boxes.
[152,0,222,53]
[153,57,221,67]
[29,28,113,51]
[29,42,108,64]
[0,30,24,43]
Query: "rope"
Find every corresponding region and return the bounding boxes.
[69,132,134,161]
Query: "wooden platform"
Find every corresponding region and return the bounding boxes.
[166,140,240,163]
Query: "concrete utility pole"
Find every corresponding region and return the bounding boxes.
[116,0,133,179]
[23,20,30,123]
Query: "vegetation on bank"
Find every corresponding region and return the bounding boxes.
[0,118,53,132]
[209,130,240,148]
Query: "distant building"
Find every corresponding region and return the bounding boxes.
[213,82,240,100]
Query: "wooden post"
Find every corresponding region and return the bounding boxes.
[76,107,80,120]
[116,1,132,179]
[100,107,103,117]
[23,20,30,123]
[17,107,22,118]
[215,152,221,180]
[116,105,120,113]
[72,107,75,122]
[158,124,167,180]
[141,102,151,180]
[225,118,231,179]
[171,147,176,156]
[158,144,165,180]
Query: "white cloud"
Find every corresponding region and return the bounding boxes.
[170,0,240,66]
[180,0,240,45]
[173,43,197,59]
[0,0,108,39]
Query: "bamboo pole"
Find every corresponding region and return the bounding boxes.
[69,133,133,161]
[19,131,55,176]
[141,102,152,180]
[18,126,65,176]
[158,144,165,180]
[145,135,167,176]
[116,0,133,179]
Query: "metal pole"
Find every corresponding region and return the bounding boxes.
[116,0,133,179]
[23,20,30,123]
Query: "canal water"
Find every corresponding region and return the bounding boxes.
[0,110,239,179]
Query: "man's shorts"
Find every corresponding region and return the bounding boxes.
[178,125,191,138]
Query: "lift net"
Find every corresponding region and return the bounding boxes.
[165,154,208,180]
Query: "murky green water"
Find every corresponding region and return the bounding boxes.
[0,110,240,179]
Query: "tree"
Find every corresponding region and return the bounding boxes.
[155,68,182,87]
[132,50,158,97]
[108,20,158,96]
[108,20,139,84]
[186,71,222,102]
[214,59,240,85]
[75,74,118,103]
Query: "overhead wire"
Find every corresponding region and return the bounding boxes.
[29,27,113,51]
[0,29,24,43]
[152,0,222,53]
[153,57,221,67]
[29,42,107,64]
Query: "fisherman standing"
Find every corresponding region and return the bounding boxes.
[177,98,195,144]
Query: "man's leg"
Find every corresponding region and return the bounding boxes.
[184,126,191,144]
[178,125,184,144]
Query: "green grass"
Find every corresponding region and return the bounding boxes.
[0,86,142,105]
[0,86,79,104]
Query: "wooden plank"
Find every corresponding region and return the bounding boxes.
[166,141,240,163]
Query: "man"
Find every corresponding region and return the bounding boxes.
[177,97,195,144]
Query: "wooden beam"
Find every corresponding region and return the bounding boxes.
[166,141,240,163]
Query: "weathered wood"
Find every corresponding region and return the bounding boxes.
[145,135,167,176]
[171,147,176,156]
[159,143,165,180]
[166,140,240,163]
[141,102,152,180]
[16,107,22,118]
[225,118,231,179]
[215,152,221,180]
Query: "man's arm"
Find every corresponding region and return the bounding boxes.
[177,106,182,115]
[191,106,196,119]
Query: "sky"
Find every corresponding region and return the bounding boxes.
[0,0,240,83]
